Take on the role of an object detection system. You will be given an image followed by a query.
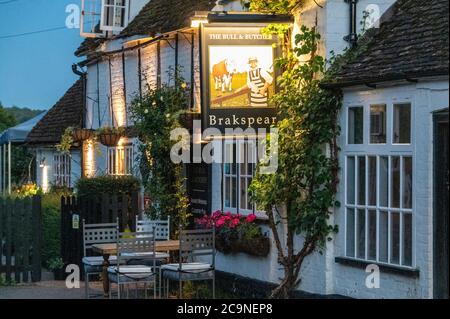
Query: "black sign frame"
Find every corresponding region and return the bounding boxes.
[200,22,282,133]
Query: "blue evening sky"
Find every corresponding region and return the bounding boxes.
[0,0,83,110]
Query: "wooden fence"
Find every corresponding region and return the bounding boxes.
[0,196,42,283]
[60,193,141,268]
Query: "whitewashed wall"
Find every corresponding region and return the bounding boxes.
[35,148,81,191]
[334,79,449,298]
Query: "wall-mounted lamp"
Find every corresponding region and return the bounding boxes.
[190,11,209,28]
[39,157,46,168]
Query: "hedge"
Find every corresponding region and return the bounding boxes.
[75,175,141,197]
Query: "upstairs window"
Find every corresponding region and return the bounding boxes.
[100,0,129,32]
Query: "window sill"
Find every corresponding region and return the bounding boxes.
[335,256,420,278]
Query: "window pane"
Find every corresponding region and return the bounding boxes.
[403,157,413,209]
[231,177,237,208]
[403,213,413,266]
[357,157,366,205]
[379,211,388,262]
[348,107,363,144]
[368,210,377,260]
[370,104,386,144]
[368,156,377,206]
[357,209,366,259]
[391,212,400,264]
[346,208,355,257]
[346,157,355,205]
[225,177,230,208]
[240,143,247,175]
[393,104,411,144]
[240,178,247,210]
[391,157,401,208]
[379,157,389,207]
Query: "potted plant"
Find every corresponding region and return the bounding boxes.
[48,257,66,281]
[196,211,270,257]
[96,126,125,147]
[72,128,95,142]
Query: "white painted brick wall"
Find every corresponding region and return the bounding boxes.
[335,80,449,298]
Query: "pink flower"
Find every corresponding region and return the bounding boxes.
[246,214,257,223]
[212,210,222,219]
[216,217,226,228]
[230,218,240,228]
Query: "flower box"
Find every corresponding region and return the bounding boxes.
[197,211,270,258]
[216,236,270,257]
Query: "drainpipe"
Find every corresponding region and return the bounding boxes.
[72,63,87,178]
[344,0,358,48]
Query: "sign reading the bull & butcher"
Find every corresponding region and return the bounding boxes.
[200,23,281,132]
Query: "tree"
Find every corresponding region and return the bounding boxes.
[249,24,342,298]
[0,101,17,132]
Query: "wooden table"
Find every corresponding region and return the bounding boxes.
[92,240,180,297]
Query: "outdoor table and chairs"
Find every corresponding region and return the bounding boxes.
[83,216,216,299]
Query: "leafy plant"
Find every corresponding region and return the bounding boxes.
[95,126,125,136]
[75,175,141,197]
[196,211,269,256]
[12,182,43,198]
[47,257,64,271]
[129,68,191,234]
[0,274,16,287]
[57,127,75,154]
[246,2,342,298]
[41,188,72,267]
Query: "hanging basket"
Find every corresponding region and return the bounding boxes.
[98,133,122,147]
[72,128,95,142]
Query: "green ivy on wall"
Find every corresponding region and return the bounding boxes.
[129,70,191,233]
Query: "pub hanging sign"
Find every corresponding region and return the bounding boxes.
[200,23,283,132]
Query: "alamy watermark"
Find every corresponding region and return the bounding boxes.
[170,120,279,174]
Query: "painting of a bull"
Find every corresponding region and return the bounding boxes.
[211,59,237,92]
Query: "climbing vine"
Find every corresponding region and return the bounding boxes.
[248,2,343,299]
[129,70,191,233]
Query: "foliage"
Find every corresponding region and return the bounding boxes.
[0,104,17,132]
[247,11,342,297]
[3,105,45,124]
[196,211,269,256]
[75,175,141,197]
[95,126,125,136]
[0,274,16,287]
[41,187,73,268]
[11,146,34,186]
[249,0,302,14]
[13,182,43,198]
[57,127,75,154]
[196,210,262,240]
[129,70,191,232]
[47,257,64,271]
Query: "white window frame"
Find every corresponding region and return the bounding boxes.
[343,100,415,268]
[100,0,129,32]
[80,0,106,38]
[53,154,71,187]
[107,144,133,176]
[223,139,261,216]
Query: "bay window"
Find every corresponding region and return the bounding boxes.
[344,102,413,267]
